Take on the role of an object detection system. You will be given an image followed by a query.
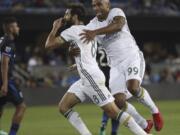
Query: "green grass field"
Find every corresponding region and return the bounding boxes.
[1,100,180,135]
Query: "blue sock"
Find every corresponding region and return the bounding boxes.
[100,112,109,131]
[9,123,19,135]
[111,119,120,135]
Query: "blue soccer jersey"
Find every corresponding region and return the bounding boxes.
[0,35,16,81]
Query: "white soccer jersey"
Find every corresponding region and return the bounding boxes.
[61,25,105,85]
[87,8,139,66]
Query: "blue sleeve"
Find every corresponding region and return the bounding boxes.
[1,45,13,57]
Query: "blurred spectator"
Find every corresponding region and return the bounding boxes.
[175,70,180,83]
[28,54,43,72]
[0,0,180,15]
[160,67,175,83]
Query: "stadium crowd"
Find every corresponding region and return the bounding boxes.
[0,0,180,16]
[0,0,180,88]
[12,39,180,88]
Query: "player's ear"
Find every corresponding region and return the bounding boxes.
[9,25,14,33]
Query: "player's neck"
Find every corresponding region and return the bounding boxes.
[74,20,84,25]
[98,11,109,22]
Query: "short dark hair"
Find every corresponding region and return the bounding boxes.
[69,4,86,22]
[3,17,17,27]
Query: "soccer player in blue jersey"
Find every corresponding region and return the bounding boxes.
[0,17,26,135]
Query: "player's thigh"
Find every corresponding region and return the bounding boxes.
[59,93,81,112]
[109,67,132,98]
[0,82,8,108]
[7,82,24,106]
[125,51,145,86]
[83,84,114,107]
[59,80,85,110]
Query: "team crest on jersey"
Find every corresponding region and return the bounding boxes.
[5,47,11,53]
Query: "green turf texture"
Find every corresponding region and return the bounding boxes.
[1,101,180,135]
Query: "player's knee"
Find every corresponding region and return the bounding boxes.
[127,79,140,96]
[102,103,119,119]
[17,103,26,112]
[114,94,126,109]
[105,109,117,119]
[59,102,70,114]
[115,98,126,110]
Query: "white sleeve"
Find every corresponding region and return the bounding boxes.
[61,27,76,42]
[109,8,126,20]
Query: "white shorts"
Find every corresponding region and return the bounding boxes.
[109,51,145,98]
[67,79,114,107]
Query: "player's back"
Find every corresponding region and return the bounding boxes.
[61,25,106,85]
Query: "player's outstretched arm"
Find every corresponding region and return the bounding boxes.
[80,16,125,44]
[94,16,125,35]
[1,55,10,96]
[45,18,66,49]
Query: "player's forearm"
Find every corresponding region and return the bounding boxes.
[45,27,59,49]
[94,22,122,36]
[94,16,125,35]
[1,60,9,86]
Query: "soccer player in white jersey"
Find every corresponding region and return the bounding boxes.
[45,5,151,135]
[80,0,163,134]
[70,45,153,135]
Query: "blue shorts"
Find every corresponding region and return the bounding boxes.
[0,80,24,107]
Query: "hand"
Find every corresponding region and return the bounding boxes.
[1,84,8,96]
[79,30,96,44]
[67,64,77,71]
[69,46,80,57]
[52,18,64,30]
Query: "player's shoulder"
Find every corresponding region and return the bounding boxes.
[108,8,125,18]
[62,25,78,36]
[66,25,80,31]
[70,25,86,29]
[61,25,88,42]
[90,16,98,21]
[0,35,10,48]
[110,8,124,13]
[68,25,87,34]
[86,17,98,30]
[89,16,98,24]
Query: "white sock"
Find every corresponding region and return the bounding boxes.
[64,109,92,135]
[125,102,147,129]
[117,111,147,135]
[137,87,159,114]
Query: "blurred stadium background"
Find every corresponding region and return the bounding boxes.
[0,0,180,135]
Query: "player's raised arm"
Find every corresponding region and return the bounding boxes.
[45,18,66,49]
[80,16,125,44]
